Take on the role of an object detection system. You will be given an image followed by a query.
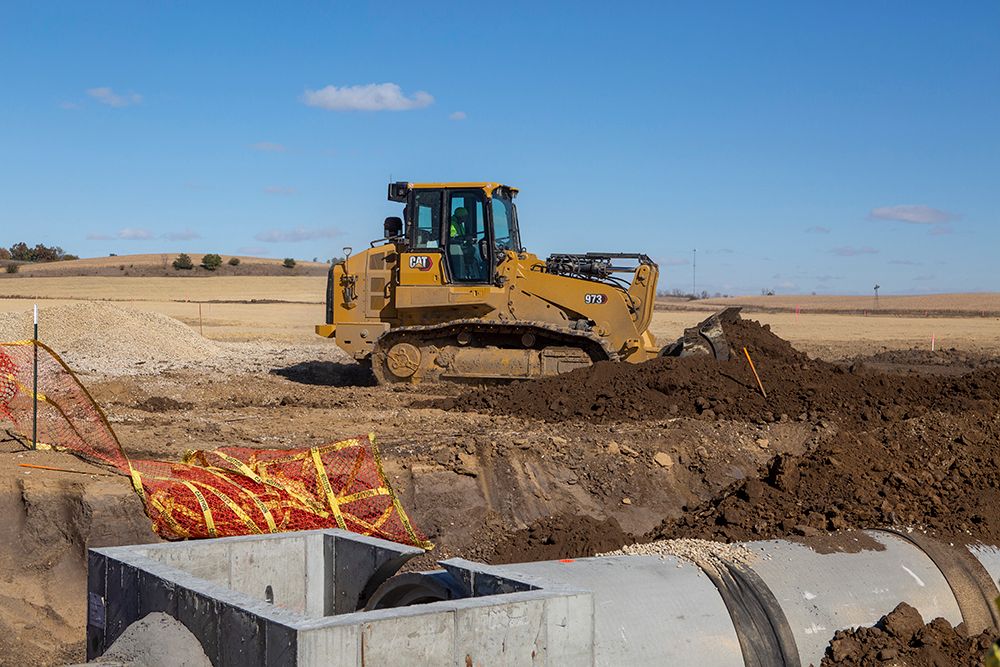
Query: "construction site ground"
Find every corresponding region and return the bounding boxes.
[1,278,999,665]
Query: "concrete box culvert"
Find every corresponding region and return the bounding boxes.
[88,529,1000,666]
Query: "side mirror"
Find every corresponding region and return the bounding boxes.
[384,216,403,238]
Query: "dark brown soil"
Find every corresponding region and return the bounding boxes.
[818,602,996,666]
[134,396,194,412]
[851,348,1000,376]
[436,318,1000,429]
[646,405,1000,544]
[483,514,633,564]
[440,317,1000,547]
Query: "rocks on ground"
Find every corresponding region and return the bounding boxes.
[819,602,996,667]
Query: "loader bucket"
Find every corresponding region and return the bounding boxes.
[659,307,742,362]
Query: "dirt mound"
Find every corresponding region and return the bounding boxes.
[437,318,1000,427]
[647,405,1000,545]
[93,612,211,666]
[484,514,633,564]
[819,602,996,666]
[134,396,194,412]
[0,303,223,375]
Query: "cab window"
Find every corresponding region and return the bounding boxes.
[491,196,519,252]
[412,190,442,248]
[447,191,489,282]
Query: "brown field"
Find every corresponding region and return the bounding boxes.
[1,253,328,278]
[663,292,1000,315]
[1,277,998,355]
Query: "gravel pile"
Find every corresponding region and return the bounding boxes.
[599,537,760,569]
[0,303,343,377]
[90,612,211,666]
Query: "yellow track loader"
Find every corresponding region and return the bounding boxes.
[316,181,732,383]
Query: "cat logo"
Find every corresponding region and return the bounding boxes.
[408,255,433,271]
[584,293,608,305]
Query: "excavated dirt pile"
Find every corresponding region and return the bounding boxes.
[818,602,996,666]
[486,514,633,564]
[648,404,1000,544]
[442,317,1000,547]
[437,318,1000,427]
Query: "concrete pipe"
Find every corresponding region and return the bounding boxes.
[378,530,1000,666]
[88,529,1000,666]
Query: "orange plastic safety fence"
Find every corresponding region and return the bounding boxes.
[0,341,431,549]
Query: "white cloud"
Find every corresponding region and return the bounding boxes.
[251,142,287,153]
[162,229,201,241]
[449,111,467,121]
[59,101,80,110]
[263,186,297,195]
[805,225,830,234]
[117,227,154,240]
[86,87,142,107]
[870,205,956,225]
[302,83,433,112]
[831,246,878,257]
[254,226,341,243]
[86,228,154,241]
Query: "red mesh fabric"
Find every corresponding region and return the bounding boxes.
[0,341,431,549]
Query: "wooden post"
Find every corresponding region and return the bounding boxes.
[32,304,38,450]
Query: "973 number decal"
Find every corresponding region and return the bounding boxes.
[584,293,608,305]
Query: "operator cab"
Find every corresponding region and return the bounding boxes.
[388,181,521,284]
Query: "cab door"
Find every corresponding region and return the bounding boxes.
[445,190,491,283]
[400,188,447,286]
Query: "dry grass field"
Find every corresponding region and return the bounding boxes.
[1,253,329,277]
[680,292,1000,315]
[0,275,325,302]
[0,275,997,355]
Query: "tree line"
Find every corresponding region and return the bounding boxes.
[0,242,78,263]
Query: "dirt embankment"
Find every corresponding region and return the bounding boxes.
[0,447,156,666]
[441,317,1000,552]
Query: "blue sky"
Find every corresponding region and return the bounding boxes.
[1,2,997,295]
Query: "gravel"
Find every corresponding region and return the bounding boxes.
[90,612,211,666]
[0,302,346,377]
[599,537,762,570]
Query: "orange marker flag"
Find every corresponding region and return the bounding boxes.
[743,346,767,398]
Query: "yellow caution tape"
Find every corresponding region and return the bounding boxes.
[369,433,433,550]
[181,481,216,538]
[311,447,346,530]
[193,481,263,535]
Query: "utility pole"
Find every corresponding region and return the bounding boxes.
[692,248,697,297]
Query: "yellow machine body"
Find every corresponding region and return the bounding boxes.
[316,181,661,383]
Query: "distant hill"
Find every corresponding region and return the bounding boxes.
[0,253,330,278]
